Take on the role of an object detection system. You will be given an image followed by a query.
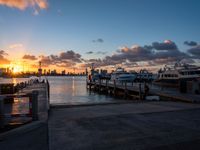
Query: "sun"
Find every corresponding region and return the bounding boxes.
[13,65,23,73]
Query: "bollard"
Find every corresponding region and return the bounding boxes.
[0,96,5,128]
[29,91,39,121]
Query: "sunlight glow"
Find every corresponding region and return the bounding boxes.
[12,64,23,73]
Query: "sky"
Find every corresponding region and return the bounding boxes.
[0,0,200,73]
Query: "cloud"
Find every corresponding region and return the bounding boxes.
[86,51,93,54]
[184,41,197,46]
[9,43,23,49]
[85,41,190,68]
[152,40,178,50]
[0,49,8,55]
[22,54,37,60]
[39,50,82,67]
[97,51,107,55]
[92,38,104,43]
[60,50,81,63]
[0,49,10,64]
[187,45,200,56]
[85,51,107,55]
[0,0,48,10]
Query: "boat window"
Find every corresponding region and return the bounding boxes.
[195,71,200,75]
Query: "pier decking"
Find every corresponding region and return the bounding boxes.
[87,80,200,103]
[1,80,200,150]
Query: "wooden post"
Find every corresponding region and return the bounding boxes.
[99,79,101,92]
[0,96,5,128]
[106,79,108,94]
[139,83,142,100]
[114,80,116,97]
[124,81,127,98]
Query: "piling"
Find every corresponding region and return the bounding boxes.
[113,80,116,96]
[139,83,142,100]
[124,81,128,98]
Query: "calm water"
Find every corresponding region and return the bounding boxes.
[0,76,119,105]
[46,76,118,105]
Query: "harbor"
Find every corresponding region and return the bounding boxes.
[0,75,200,150]
[1,1,200,149]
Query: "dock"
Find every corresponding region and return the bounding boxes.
[1,79,200,150]
[86,80,200,103]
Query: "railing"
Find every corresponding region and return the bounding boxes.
[0,91,39,128]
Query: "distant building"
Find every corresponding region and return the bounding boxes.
[61,70,66,75]
[0,68,7,76]
[44,69,47,75]
[51,69,57,75]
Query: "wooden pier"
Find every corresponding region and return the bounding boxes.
[86,79,200,103]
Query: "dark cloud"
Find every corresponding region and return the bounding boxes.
[60,50,81,62]
[39,55,52,67]
[39,50,82,67]
[0,50,8,55]
[152,40,178,50]
[86,51,93,54]
[187,45,200,56]
[86,51,107,55]
[97,51,107,55]
[184,41,197,46]
[86,41,190,68]
[22,54,37,60]
[92,38,104,43]
[0,50,10,64]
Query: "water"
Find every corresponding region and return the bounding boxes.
[0,76,120,105]
[0,77,30,84]
[46,76,118,105]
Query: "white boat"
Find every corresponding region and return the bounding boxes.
[136,69,153,82]
[154,63,200,86]
[111,67,137,82]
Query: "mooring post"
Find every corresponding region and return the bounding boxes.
[139,83,142,100]
[124,81,127,98]
[114,80,116,96]
[106,79,108,94]
[30,91,39,121]
[0,96,5,128]
[98,79,101,92]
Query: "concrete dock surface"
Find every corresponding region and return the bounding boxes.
[49,101,200,150]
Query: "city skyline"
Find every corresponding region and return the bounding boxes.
[0,0,200,73]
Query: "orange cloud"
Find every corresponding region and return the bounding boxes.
[0,0,48,10]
